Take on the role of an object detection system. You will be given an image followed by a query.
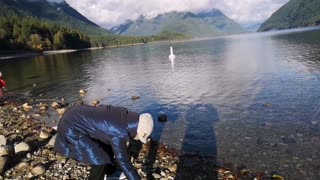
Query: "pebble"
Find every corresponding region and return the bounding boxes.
[39,129,51,139]
[51,102,60,109]
[22,103,33,112]
[152,173,161,179]
[131,96,140,100]
[57,108,65,115]
[91,100,100,106]
[14,142,30,153]
[0,135,6,146]
[32,165,45,175]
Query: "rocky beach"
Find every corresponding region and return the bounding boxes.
[0,93,286,180]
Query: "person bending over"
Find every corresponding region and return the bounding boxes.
[54,104,154,180]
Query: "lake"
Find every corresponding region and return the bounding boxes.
[1,27,320,179]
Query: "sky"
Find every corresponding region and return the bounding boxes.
[60,0,289,28]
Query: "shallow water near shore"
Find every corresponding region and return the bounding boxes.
[2,27,320,179]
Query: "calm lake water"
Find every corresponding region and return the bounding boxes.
[2,27,320,178]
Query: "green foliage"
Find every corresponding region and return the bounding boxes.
[0,16,91,51]
[259,0,320,31]
[89,31,188,47]
[0,16,188,51]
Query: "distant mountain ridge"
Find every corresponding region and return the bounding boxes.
[259,0,320,31]
[0,0,110,35]
[110,9,246,37]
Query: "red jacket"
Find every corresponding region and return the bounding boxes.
[0,78,6,88]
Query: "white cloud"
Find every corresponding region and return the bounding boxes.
[64,0,289,28]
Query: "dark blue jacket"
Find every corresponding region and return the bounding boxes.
[54,105,140,180]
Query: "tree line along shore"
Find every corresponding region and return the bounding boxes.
[0,16,188,53]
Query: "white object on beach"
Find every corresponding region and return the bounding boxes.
[169,46,175,60]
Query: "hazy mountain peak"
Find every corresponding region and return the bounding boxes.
[110,9,246,37]
[197,8,224,17]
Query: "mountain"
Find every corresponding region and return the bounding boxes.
[259,0,320,31]
[197,9,246,34]
[0,0,110,35]
[110,10,246,37]
[242,23,262,32]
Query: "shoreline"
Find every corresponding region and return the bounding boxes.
[0,94,280,179]
[1,26,320,61]
[0,41,170,60]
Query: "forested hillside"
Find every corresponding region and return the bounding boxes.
[0,16,187,52]
[0,0,110,36]
[259,0,320,31]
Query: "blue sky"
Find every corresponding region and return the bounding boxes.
[59,0,289,28]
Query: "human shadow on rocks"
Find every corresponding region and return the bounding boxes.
[5,134,53,173]
[140,103,181,180]
[176,104,219,180]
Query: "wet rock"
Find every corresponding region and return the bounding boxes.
[79,89,87,94]
[158,114,168,122]
[0,157,7,174]
[14,142,30,153]
[57,108,65,115]
[131,96,140,100]
[91,100,100,107]
[32,165,45,175]
[39,129,51,139]
[22,103,32,112]
[0,135,6,146]
[51,102,60,109]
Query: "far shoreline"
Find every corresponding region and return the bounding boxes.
[2,25,320,61]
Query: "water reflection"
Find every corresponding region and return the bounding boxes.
[2,28,320,155]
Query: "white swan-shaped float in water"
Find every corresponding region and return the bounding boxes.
[169,46,175,60]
